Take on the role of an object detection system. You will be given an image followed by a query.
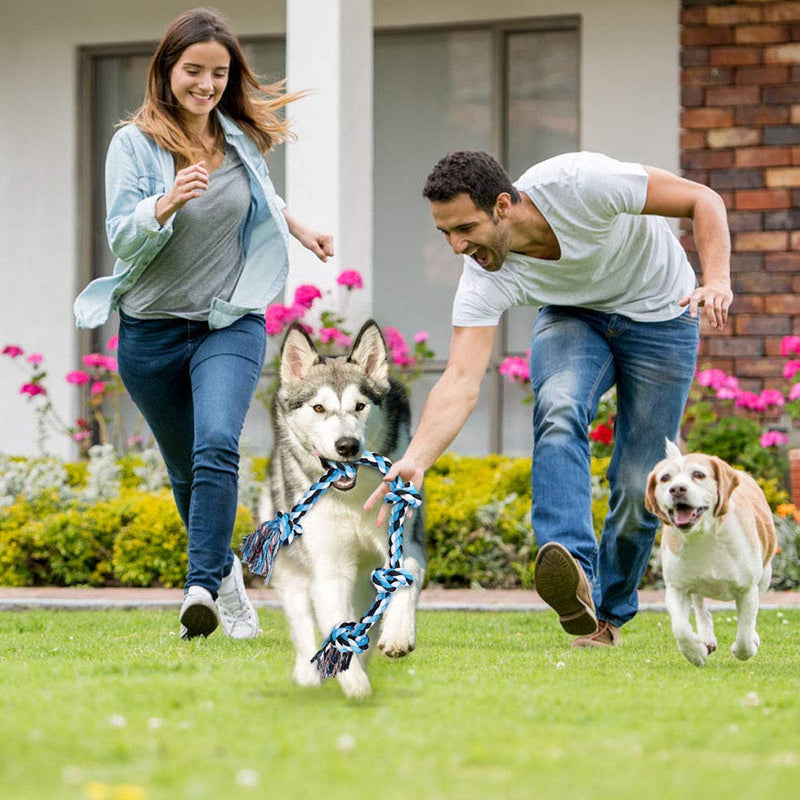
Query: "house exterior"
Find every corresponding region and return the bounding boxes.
[1,0,796,460]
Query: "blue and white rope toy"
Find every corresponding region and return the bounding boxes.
[241,451,421,679]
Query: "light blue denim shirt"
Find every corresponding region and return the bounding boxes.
[74,112,289,330]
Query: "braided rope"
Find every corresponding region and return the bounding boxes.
[240,451,420,679]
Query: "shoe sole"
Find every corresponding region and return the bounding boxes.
[535,543,597,636]
[180,602,219,639]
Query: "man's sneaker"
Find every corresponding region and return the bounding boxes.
[180,585,220,639]
[534,541,598,635]
[572,621,621,648]
[217,555,261,640]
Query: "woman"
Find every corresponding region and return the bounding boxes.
[74,8,333,640]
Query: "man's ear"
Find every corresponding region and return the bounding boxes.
[494,192,514,218]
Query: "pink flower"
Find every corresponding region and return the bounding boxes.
[90,381,106,396]
[2,345,23,358]
[66,370,91,385]
[696,368,729,390]
[20,383,45,397]
[106,335,119,351]
[759,389,785,408]
[265,304,290,336]
[499,356,530,383]
[318,327,352,348]
[735,390,763,411]
[760,430,788,448]
[26,353,43,365]
[336,269,364,290]
[784,360,800,380]
[285,303,307,324]
[790,383,800,402]
[82,353,108,368]
[781,336,800,357]
[413,331,430,344]
[293,284,322,309]
[72,431,92,442]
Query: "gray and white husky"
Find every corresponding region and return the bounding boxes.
[259,319,426,699]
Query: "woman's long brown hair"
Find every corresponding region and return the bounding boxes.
[126,7,306,167]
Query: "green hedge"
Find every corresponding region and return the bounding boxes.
[1,451,797,590]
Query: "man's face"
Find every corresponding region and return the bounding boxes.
[430,193,511,272]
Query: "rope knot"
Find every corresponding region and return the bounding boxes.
[384,478,421,508]
[371,567,413,593]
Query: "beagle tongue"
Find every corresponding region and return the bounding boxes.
[673,504,702,527]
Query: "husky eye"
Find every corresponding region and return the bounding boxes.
[355,402,366,412]
[312,404,325,414]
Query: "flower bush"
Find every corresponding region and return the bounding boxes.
[3,336,142,457]
[498,334,800,493]
[258,268,435,408]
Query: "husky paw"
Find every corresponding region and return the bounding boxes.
[731,636,758,661]
[677,635,708,667]
[337,669,372,700]
[293,659,322,688]
[377,636,416,658]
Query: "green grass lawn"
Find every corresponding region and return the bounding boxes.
[1,607,798,800]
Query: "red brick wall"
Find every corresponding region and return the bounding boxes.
[681,0,800,391]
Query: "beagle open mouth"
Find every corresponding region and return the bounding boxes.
[669,503,709,530]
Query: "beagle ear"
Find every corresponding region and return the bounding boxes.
[665,439,682,460]
[710,456,740,517]
[644,468,670,524]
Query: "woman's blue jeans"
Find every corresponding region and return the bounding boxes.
[528,306,699,627]
[117,311,266,598]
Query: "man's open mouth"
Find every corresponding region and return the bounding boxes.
[668,503,708,530]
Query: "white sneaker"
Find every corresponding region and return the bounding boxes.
[179,585,220,639]
[217,555,261,639]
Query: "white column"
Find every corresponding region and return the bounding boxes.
[284,0,373,330]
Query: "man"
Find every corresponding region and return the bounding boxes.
[366,149,732,647]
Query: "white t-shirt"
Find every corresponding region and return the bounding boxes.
[451,151,697,326]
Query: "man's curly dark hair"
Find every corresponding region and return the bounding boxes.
[422,151,521,215]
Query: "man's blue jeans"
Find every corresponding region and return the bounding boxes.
[528,306,699,627]
[117,311,266,598]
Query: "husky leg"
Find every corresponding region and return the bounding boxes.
[278,577,322,688]
[378,534,426,658]
[311,571,372,700]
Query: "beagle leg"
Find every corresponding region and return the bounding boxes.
[691,594,717,654]
[666,585,708,666]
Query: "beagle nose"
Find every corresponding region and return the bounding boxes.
[669,483,688,497]
[335,437,361,459]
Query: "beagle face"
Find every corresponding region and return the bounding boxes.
[645,441,740,534]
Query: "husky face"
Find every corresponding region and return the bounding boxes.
[274,320,400,490]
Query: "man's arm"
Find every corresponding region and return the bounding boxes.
[364,324,497,519]
[642,166,732,329]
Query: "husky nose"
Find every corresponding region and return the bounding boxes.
[335,437,361,459]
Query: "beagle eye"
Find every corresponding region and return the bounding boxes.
[691,470,706,480]
[659,473,671,483]
[355,402,366,412]
[312,404,325,414]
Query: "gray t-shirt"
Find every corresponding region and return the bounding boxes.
[451,151,697,326]
[120,144,251,321]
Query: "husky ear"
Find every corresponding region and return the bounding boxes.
[280,323,320,384]
[348,320,390,387]
[665,438,682,459]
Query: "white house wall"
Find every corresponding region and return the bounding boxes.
[0,0,680,458]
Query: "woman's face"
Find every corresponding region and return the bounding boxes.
[169,40,230,126]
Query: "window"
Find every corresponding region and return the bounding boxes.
[82,18,579,456]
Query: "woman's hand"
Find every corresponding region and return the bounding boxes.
[283,211,334,262]
[156,162,209,226]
